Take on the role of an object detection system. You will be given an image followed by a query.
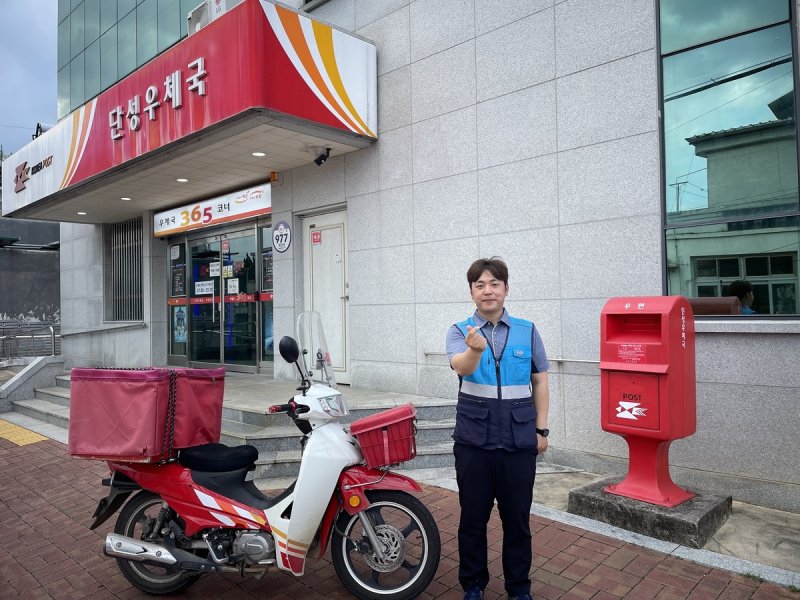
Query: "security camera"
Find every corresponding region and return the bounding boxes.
[314,148,331,166]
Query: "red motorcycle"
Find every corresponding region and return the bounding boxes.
[83,313,441,599]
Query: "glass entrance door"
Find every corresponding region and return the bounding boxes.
[188,231,258,372]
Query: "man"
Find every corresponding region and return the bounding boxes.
[445,257,550,600]
[727,280,756,314]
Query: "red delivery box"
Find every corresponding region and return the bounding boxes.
[68,367,225,462]
[172,368,225,449]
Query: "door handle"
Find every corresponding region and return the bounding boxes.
[340,294,349,300]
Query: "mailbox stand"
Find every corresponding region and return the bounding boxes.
[600,296,696,507]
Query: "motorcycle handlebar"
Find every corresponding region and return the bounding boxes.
[268,401,296,414]
[267,401,310,415]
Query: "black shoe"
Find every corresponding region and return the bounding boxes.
[464,587,484,600]
[508,594,532,600]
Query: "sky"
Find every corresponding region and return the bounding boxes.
[0,0,57,156]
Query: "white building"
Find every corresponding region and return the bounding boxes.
[2,0,799,511]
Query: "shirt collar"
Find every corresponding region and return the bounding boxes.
[472,308,510,328]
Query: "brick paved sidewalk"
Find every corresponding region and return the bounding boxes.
[1,436,798,600]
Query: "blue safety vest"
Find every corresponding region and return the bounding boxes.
[453,316,538,451]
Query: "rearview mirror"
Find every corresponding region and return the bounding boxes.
[279,336,300,364]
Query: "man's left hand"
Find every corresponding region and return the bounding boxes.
[537,433,548,454]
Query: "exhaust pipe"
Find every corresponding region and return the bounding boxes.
[105,533,178,565]
[104,533,239,573]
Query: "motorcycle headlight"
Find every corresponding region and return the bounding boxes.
[319,394,347,417]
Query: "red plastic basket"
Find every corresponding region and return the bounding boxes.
[349,404,417,468]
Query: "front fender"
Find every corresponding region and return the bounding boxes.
[338,465,421,515]
[316,466,422,557]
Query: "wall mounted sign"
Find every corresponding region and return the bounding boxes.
[273,220,291,253]
[2,0,376,218]
[153,184,271,237]
[195,281,214,295]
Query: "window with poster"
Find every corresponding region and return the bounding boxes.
[169,242,188,355]
[260,223,274,361]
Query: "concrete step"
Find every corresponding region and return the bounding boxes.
[219,421,301,452]
[220,417,455,453]
[223,399,457,429]
[12,398,70,429]
[252,441,455,480]
[35,386,71,408]
[56,374,71,389]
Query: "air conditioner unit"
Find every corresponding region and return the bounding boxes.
[188,0,241,33]
[187,1,210,35]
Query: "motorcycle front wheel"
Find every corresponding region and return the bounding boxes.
[114,491,200,595]
[331,490,441,600]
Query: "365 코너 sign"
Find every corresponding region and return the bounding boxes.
[153,184,271,237]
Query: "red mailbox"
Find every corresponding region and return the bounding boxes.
[600,296,696,506]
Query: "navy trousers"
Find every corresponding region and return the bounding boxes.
[454,442,537,596]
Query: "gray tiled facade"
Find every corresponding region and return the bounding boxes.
[294,0,798,511]
[55,0,800,511]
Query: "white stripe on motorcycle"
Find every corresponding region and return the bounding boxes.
[210,511,236,526]
[233,505,257,521]
[194,489,221,510]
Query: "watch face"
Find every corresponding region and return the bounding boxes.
[537,428,550,437]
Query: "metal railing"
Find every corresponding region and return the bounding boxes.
[0,321,61,359]
[60,322,147,338]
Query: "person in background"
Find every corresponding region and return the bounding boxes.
[445,257,550,600]
[728,280,757,314]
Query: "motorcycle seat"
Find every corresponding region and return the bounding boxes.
[179,443,258,472]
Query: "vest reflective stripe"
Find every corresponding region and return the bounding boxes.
[460,380,531,400]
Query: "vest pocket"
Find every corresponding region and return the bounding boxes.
[454,399,490,447]
[508,345,532,382]
[510,403,537,448]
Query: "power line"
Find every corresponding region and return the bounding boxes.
[0,124,34,130]
[666,69,792,134]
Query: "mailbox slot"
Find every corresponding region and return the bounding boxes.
[605,314,662,343]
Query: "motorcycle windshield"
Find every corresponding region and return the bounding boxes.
[297,311,337,389]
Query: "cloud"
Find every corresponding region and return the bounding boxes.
[0,0,57,154]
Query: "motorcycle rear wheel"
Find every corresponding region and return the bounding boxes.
[114,491,200,595]
[331,490,441,600]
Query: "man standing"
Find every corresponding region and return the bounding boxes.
[445,257,550,600]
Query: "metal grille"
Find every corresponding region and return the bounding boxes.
[106,218,143,321]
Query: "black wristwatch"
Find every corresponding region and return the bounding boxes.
[536,428,550,437]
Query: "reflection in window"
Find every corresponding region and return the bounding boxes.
[666,217,799,315]
[660,1,800,316]
[56,0,193,119]
[58,17,71,70]
[663,24,796,223]
[70,1,84,60]
[117,10,136,78]
[69,54,85,113]
[57,66,70,120]
[157,0,181,53]
[136,0,158,68]
[660,0,788,54]
[84,39,101,100]
[100,27,118,90]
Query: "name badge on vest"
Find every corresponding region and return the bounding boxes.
[513,349,525,357]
